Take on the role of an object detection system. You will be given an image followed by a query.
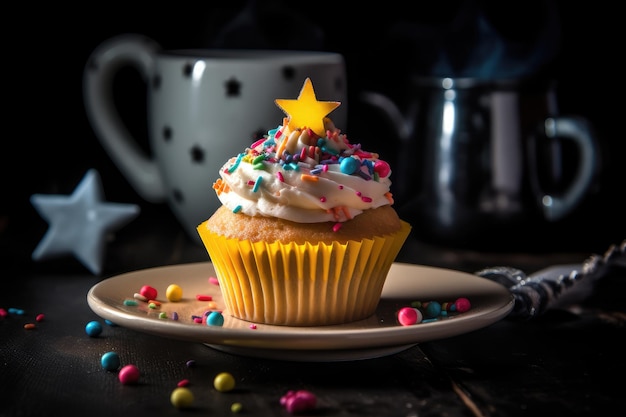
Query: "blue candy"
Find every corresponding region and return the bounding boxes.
[85,320,103,337]
[340,157,360,174]
[101,351,120,371]
[206,311,225,327]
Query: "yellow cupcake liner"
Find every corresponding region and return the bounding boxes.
[197,220,411,326]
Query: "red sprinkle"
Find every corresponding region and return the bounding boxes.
[177,379,190,387]
[139,285,158,300]
[196,295,213,301]
[276,172,284,182]
[208,277,219,286]
[332,223,342,232]
[455,297,471,313]
[280,390,317,414]
[36,314,45,322]
[249,324,257,330]
[250,138,265,149]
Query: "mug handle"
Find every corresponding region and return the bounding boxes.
[83,34,166,203]
[530,116,598,221]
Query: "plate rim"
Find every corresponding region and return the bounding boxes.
[87,262,514,352]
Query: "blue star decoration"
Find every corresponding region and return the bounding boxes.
[30,169,140,275]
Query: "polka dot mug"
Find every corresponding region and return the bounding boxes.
[83,34,347,243]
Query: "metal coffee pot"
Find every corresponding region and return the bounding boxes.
[362,77,599,247]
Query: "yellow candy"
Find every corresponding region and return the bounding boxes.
[170,387,194,408]
[166,284,183,302]
[214,372,236,392]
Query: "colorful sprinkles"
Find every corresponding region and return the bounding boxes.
[213,79,393,232]
[119,280,473,331]
[397,297,472,326]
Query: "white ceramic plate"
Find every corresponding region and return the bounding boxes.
[87,262,514,361]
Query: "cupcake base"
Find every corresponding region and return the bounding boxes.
[198,220,411,326]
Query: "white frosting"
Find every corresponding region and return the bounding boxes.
[214,120,393,223]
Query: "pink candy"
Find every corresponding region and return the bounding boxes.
[455,297,471,313]
[374,160,390,178]
[118,364,140,385]
[139,285,157,300]
[280,390,317,414]
[397,307,423,326]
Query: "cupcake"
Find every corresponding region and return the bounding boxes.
[197,78,411,326]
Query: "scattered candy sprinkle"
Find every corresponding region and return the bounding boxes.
[208,277,220,286]
[214,372,236,392]
[124,299,138,306]
[280,390,317,414]
[397,298,472,325]
[186,360,196,368]
[24,323,36,330]
[133,293,148,302]
[206,311,225,327]
[249,324,257,330]
[170,387,194,409]
[35,314,45,322]
[455,297,472,313]
[139,285,158,300]
[118,364,140,385]
[231,402,243,413]
[166,284,183,302]
[85,320,103,337]
[424,301,442,318]
[397,307,422,326]
[100,351,120,371]
[177,379,190,387]
[196,294,213,301]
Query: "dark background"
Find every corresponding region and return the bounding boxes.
[2,0,624,273]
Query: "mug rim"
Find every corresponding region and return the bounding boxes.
[159,49,344,61]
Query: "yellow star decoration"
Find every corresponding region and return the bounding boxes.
[275,77,340,137]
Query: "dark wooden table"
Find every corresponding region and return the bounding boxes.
[2,204,625,417]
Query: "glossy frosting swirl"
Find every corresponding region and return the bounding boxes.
[213,117,394,224]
